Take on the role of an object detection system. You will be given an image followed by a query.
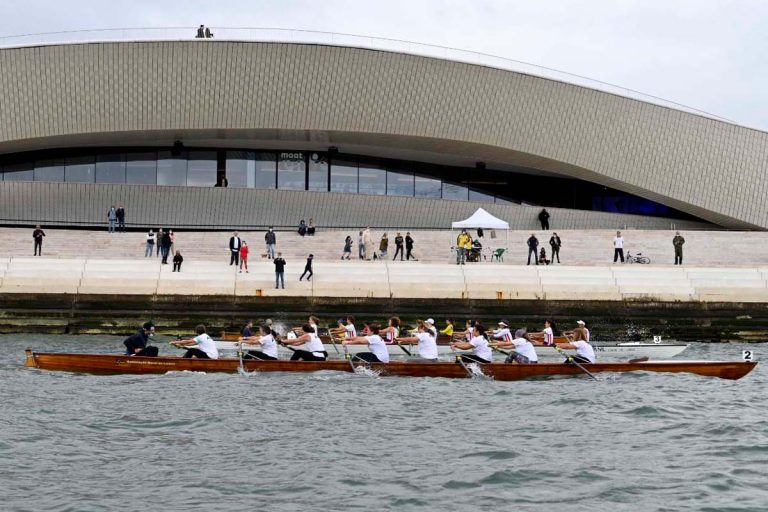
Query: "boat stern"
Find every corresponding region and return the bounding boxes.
[24,348,37,368]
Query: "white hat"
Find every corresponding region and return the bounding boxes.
[425,318,435,325]
[498,321,509,327]
[576,320,585,325]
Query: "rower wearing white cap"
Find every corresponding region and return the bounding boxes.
[396,320,438,362]
[491,320,513,343]
[577,320,590,342]
[556,327,596,364]
[424,318,438,340]
[490,328,539,364]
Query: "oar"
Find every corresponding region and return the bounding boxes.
[328,331,343,355]
[236,339,245,374]
[342,343,356,372]
[450,346,473,378]
[394,340,412,357]
[554,345,599,382]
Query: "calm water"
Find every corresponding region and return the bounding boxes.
[1,335,766,512]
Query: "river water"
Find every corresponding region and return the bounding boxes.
[1,335,766,512]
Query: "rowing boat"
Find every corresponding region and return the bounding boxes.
[24,349,756,380]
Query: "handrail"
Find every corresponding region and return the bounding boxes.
[0,26,736,125]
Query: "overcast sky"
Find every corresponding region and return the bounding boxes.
[2,0,766,130]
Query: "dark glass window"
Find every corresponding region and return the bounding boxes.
[359,164,386,195]
[308,153,328,192]
[157,151,187,186]
[386,170,414,196]
[469,189,495,203]
[254,152,276,188]
[65,156,95,183]
[331,161,358,193]
[494,196,513,205]
[277,152,305,190]
[442,182,468,201]
[226,151,254,188]
[126,152,157,184]
[414,175,441,198]
[95,154,126,184]
[187,151,217,187]
[3,161,34,181]
[34,159,65,182]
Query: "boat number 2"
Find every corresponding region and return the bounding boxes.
[742,350,754,362]
[652,336,662,344]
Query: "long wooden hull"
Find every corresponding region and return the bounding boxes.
[24,350,756,380]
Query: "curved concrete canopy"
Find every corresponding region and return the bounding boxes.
[0,40,766,228]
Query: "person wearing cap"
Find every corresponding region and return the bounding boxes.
[556,327,595,364]
[573,320,590,342]
[424,318,438,339]
[396,320,438,362]
[491,320,513,343]
[123,322,159,357]
[491,328,539,364]
[450,322,493,364]
[343,322,390,363]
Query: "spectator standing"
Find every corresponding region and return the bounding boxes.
[116,204,126,232]
[358,230,365,260]
[341,235,353,260]
[173,251,184,272]
[156,228,164,257]
[196,25,205,38]
[265,228,276,259]
[298,220,307,237]
[307,218,316,236]
[274,252,286,289]
[145,229,155,257]
[239,241,250,273]
[363,227,373,261]
[300,254,314,281]
[229,231,242,266]
[406,232,417,261]
[477,228,484,239]
[393,232,404,261]
[168,230,176,254]
[549,232,562,264]
[32,225,45,256]
[538,209,550,230]
[205,27,214,38]
[107,206,117,233]
[527,233,539,265]
[613,231,625,263]
[673,231,685,265]
[378,233,389,260]
[161,230,172,264]
[456,229,471,265]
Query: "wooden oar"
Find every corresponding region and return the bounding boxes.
[554,345,599,381]
[277,339,297,352]
[450,346,474,378]
[394,341,412,357]
[342,343,356,372]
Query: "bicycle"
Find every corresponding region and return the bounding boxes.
[624,251,650,264]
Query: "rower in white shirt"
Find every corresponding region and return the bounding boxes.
[491,320,513,343]
[396,320,438,362]
[528,319,556,346]
[329,315,356,341]
[241,324,279,361]
[491,328,539,364]
[172,324,219,359]
[556,327,596,364]
[378,317,401,345]
[450,323,493,364]
[343,323,390,363]
[283,324,328,361]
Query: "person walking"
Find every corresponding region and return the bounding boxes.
[405,232,417,261]
[358,230,365,260]
[274,252,286,289]
[527,233,539,265]
[613,231,625,263]
[229,231,242,266]
[160,230,172,264]
[549,232,561,264]
[673,231,685,265]
[341,235,352,260]
[393,232,404,261]
[116,204,126,232]
[156,228,164,257]
[33,225,45,256]
[239,241,249,273]
[300,254,313,281]
[456,229,471,265]
[538,208,550,230]
[107,206,117,233]
[172,250,184,272]
[363,227,373,261]
[265,228,276,259]
[145,229,155,257]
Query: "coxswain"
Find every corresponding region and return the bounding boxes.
[491,320,513,343]
[343,322,390,363]
[283,324,328,361]
[123,322,159,357]
[556,327,595,364]
[241,324,278,360]
[396,320,438,362]
[450,322,492,364]
[378,317,401,344]
[172,324,219,359]
[491,328,539,364]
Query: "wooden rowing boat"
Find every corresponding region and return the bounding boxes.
[24,349,756,380]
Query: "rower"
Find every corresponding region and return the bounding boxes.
[491,320,513,344]
[491,328,539,364]
[424,318,438,339]
[396,320,438,362]
[308,315,320,335]
[529,319,556,346]
[329,315,356,341]
[123,322,159,357]
[241,320,254,338]
[453,319,476,342]
[241,324,278,361]
[173,324,219,359]
[450,322,492,364]
[283,324,328,361]
[343,323,390,363]
[556,327,595,364]
[378,316,401,344]
[439,318,455,337]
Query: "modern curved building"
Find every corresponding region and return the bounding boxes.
[0,38,766,230]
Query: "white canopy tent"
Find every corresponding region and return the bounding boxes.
[451,208,509,261]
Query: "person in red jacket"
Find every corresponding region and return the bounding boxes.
[239,241,250,273]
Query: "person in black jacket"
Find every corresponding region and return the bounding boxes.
[405,232,417,261]
[538,209,550,230]
[300,254,313,281]
[123,322,158,357]
[527,234,539,265]
[549,232,562,264]
[264,228,276,259]
[393,233,404,261]
[229,231,241,266]
[32,225,45,256]
[274,253,286,289]
[173,250,184,272]
[161,230,172,264]
[116,204,126,232]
